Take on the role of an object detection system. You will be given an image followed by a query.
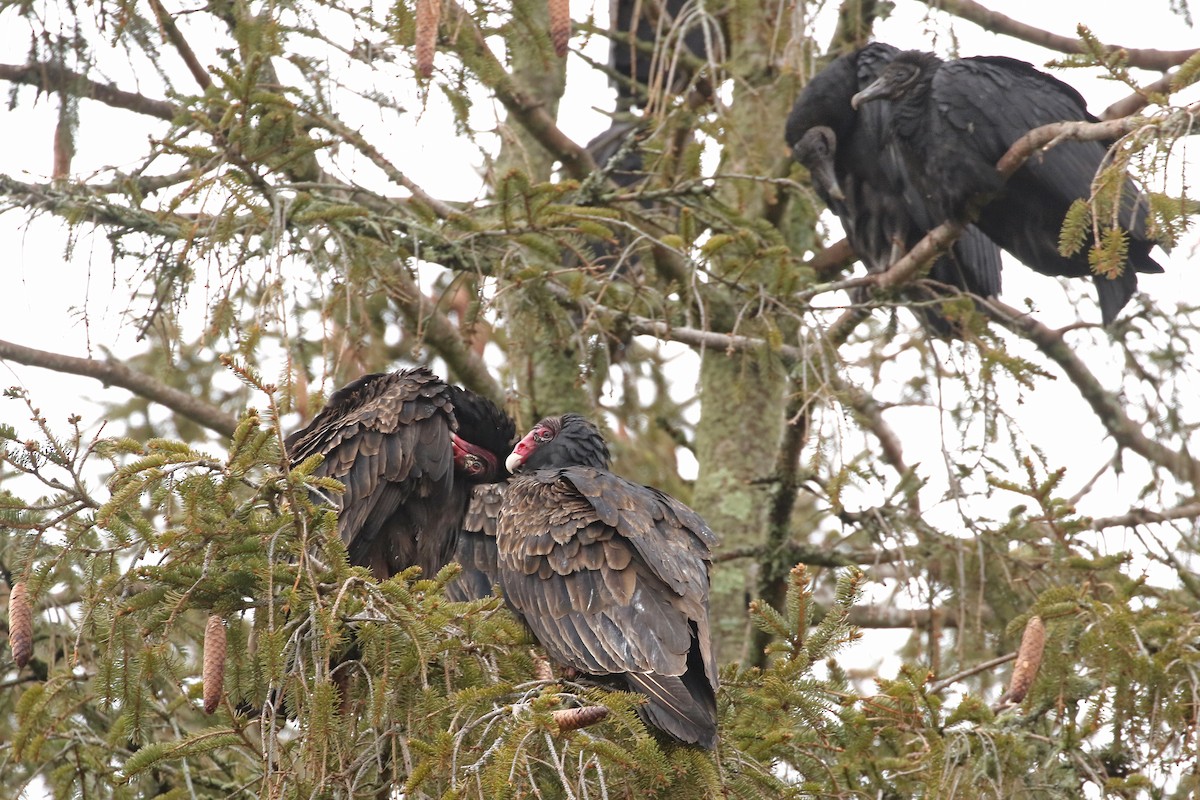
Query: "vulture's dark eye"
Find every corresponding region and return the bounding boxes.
[462,454,484,475]
[533,428,552,444]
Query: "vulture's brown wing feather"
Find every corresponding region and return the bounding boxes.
[497,466,718,748]
[445,482,507,602]
[285,368,459,578]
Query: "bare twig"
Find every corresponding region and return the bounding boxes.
[980,298,1200,486]
[1101,73,1176,121]
[381,265,504,402]
[0,62,176,120]
[1089,503,1200,530]
[0,338,238,438]
[147,0,214,91]
[919,0,1199,71]
[928,651,1018,695]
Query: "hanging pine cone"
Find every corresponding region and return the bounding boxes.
[415,0,442,78]
[553,705,608,732]
[203,614,227,714]
[1001,615,1046,706]
[548,0,570,58]
[8,581,32,668]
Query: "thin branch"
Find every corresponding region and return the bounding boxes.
[1101,73,1176,121]
[146,0,214,91]
[749,377,813,664]
[0,62,176,120]
[980,297,1200,486]
[319,117,459,219]
[713,541,902,568]
[0,338,238,438]
[1089,503,1200,531]
[920,0,1199,71]
[382,265,503,403]
[828,373,911,479]
[846,604,984,629]
[928,651,1017,695]
[445,0,596,180]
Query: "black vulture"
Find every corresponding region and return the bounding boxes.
[498,414,719,748]
[285,367,514,581]
[610,0,717,108]
[785,42,1003,335]
[852,50,1164,325]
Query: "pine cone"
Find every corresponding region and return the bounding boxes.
[531,649,554,682]
[553,705,608,732]
[1002,615,1046,705]
[548,0,570,58]
[415,0,442,78]
[203,614,227,714]
[8,581,32,668]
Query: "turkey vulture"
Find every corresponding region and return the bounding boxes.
[444,482,507,603]
[497,414,719,748]
[785,42,1003,335]
[851,50,1164,325]
[285,367,514,581]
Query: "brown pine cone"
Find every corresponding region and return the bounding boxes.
[548,0,570,58]
[203,614,227,714]
[1002,615,1046,705]
[8,582,32,668]
[553,705,608,732]
[415,0,442,78]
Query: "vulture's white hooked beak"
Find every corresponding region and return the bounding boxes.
[505,429,538,474]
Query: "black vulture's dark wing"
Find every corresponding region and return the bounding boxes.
[285,367,458,579]
[934,57,1104,208]
[933,57,1161,322]
[445,482,506,602]
[497,466,718,748]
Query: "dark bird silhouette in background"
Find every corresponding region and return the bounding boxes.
[610,0,719,109]
[851,49,1164,325]
[498,414,719,748]
[285,367,514,581]
[785,42,1003,335]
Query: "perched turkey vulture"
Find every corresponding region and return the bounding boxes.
[444,482,507,603]
[785,42,1003,335]
[851,50,1164,325]
[285,367,514,581]
[498,414,719,748]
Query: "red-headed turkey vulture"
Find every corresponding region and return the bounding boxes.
[852,50,1164,325]
[285,367,514,581]
[497,414,719,748]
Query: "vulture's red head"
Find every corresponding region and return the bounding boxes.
[448,386,516,483]
[505,414,612,474]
